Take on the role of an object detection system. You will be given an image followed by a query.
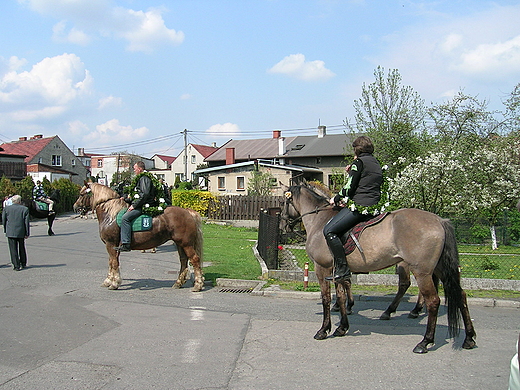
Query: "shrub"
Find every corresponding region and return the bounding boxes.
[171,190,216,215]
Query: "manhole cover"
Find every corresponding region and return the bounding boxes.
[218,287,253,294]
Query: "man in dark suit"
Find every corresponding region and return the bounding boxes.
[2,195,30,271]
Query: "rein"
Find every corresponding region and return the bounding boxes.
[282,198,333,228]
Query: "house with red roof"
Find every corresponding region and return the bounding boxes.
[149,154,176,186]
[0,135,89,185]
[170,143,218,185]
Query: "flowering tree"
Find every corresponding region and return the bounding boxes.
[390,144,520,249]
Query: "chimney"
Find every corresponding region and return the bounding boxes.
[211,142,217,148]
[278,137,285,156]
[33,134,43,139]
[273,130,281,139]
[226,148,235,165]
[78,148,85,156]
[318,125,326,138]
[19,137,27,141]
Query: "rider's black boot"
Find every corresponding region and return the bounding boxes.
[324,232,351,282]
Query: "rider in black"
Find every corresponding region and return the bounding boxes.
[114,161,155,252]
[323,136,382,281]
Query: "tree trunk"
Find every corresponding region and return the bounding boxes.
[490,225,498,250]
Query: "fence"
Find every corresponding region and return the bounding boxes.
[258,215,520,282]
[208,195,284,220]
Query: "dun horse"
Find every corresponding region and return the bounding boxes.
[281,182,476,353]
[22,189,60,236]
[74,182,204,292]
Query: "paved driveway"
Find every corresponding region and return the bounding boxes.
[0,215,518,389]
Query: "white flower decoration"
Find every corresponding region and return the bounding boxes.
[134,194,140,198]
[350,204,356,211]
[159,198,165,203]
[158,206,163,211]
[145,204,149,208]
[361,209,369,215]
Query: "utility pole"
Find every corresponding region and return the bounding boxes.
[182,129,188,181]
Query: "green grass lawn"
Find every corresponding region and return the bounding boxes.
[202,222,261,281]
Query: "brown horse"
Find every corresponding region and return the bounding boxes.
[73,182,204,292]
[281,182,476,353]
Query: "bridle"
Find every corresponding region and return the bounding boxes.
[281,190,333,231]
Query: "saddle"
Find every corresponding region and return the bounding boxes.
[116,210,153,232]
[35,201,49,211]
[341,212,389,256]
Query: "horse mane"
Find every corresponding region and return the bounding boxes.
[90,183,127,219]
[290,181,330,204]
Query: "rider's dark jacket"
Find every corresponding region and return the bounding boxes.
[334,153,382,207]
[125,174,156,209]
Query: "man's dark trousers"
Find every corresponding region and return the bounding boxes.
[8,237,27,269]
[120,208,142,244]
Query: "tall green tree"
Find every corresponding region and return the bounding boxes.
[346,66,431,176]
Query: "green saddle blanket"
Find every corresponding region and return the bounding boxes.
[35,201,49,211]
[116,210,153,231]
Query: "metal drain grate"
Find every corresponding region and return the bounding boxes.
[218,287,253,294]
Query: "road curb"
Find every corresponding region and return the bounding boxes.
[215,278,520,308]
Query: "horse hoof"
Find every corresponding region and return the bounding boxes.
[462,338,477,349]
[191,286,203,292]
[172,283,182,289]
[108,284,119,290]
[314,331,328,340]
[101,280,111,287]
[413,344,429,354]
[408,312,420,319]
[48,232,55,236]
[332,328,348,337]
[380,313,391,320]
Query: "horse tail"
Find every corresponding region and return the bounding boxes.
[188,209,204,263]
[439,218,462,338]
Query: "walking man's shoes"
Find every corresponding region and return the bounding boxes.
[114,244,131,252]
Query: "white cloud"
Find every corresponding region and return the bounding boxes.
[19,0,184,53]
[98,95,123,110]
[180,93,192,100]
[370,3,520,103]
[67,119,90,135]
[52,21,91,46]
[455,35,520,76]
[268,53,335,81]
[0,53,93,114]
[114,7,184,53]
[84,119,149,145]
[205,123,241,138]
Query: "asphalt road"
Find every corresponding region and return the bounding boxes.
[0,214,518,390]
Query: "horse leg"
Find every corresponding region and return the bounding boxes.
[332,280,354,315]
[102,245,122,290]
[332,281,350,337]
[408,292,425,319]
[172,246,190,289]
[185,244,204,292]
[314,270,332,340]
[412,275,440,354]
[409,274,438,318]
[47,214,55,236]
[380,264,411,320]
[459,289,477,349]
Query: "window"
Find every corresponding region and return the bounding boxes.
[191,155,196,164]
[237,176,245,191]
[51,155,62,166]
[71,159,76,166]
[316,157,322,164]
[97,159,103,168]
[38,157,43,163]
[218,177,225,190]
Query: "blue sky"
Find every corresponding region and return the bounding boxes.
[1,0,520,158]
